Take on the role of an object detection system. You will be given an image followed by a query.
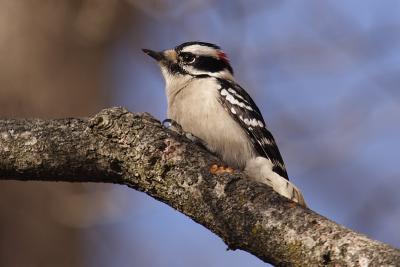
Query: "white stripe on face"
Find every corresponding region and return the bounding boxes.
[181,45,219,57]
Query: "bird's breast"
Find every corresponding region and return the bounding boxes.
[167,78,255,168]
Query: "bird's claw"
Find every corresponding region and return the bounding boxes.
[162,119,184,135]
[210,164,234,174]
[163,118,209,149]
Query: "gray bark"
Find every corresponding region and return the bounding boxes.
[0,107,399,266]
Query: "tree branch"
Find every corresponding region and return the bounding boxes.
[0,107,398,266]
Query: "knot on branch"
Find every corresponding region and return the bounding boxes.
[89,106,129,131]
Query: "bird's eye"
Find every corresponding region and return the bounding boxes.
[180,53,196,63]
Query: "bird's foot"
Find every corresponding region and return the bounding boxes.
[163,119,184,135]
[162,119,209,150]
[209,164,234,175]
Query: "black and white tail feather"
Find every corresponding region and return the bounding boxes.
[143,41,306,207]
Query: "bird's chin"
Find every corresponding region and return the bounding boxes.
[160,65,170,77]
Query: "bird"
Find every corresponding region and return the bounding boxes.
[143,41,306,207]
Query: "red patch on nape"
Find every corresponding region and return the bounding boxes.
[217,51,230,64]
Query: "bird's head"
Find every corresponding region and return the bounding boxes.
[143,41,234,82]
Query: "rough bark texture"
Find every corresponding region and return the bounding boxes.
[0,107,398,266]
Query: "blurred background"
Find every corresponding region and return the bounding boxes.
[0,1,399,266]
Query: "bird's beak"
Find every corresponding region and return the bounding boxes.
[142,49,165,61]
[142,49,177,64]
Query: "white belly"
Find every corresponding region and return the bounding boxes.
[167,78,255,169]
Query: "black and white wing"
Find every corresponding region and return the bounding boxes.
[216,78,289,179]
